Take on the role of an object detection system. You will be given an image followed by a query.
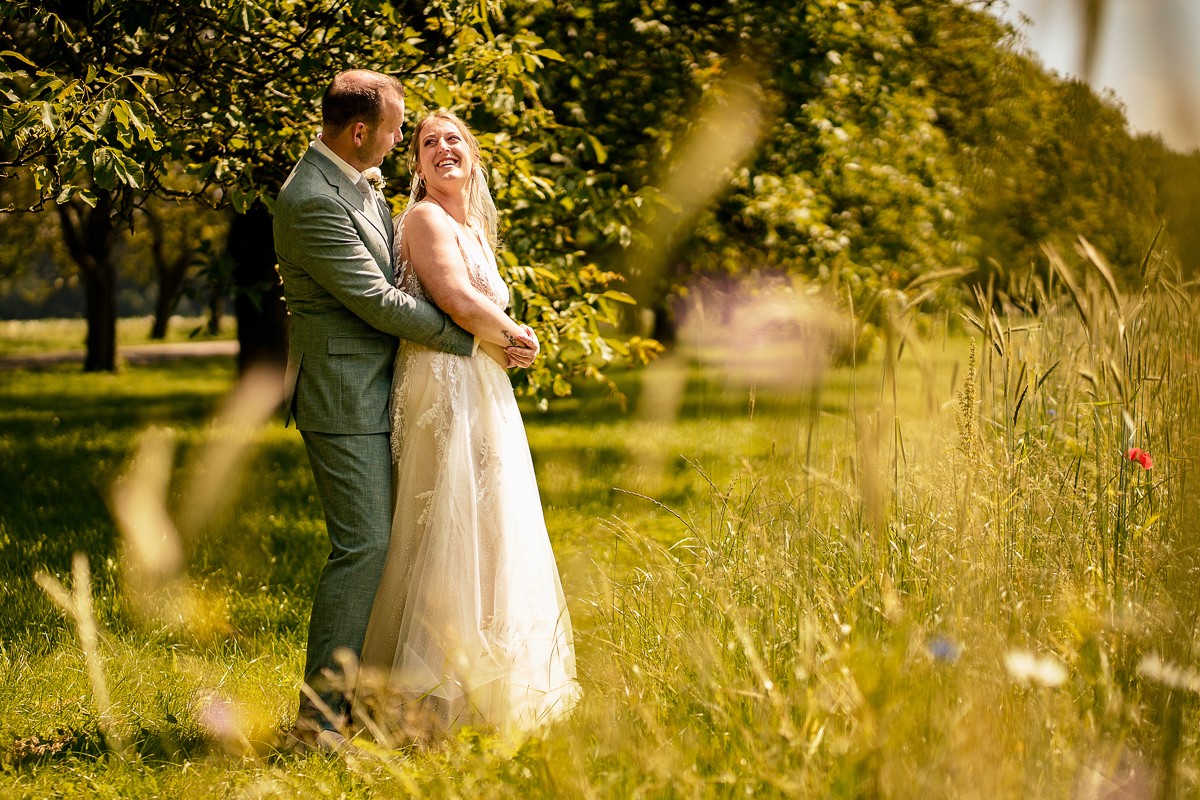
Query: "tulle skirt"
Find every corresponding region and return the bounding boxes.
[357,345,578,741]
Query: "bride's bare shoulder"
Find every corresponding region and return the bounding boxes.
[403,201,453,240]
[404,200,446,224]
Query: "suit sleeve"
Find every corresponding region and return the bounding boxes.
[282,191,474,355]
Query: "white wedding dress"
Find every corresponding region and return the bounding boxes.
[358,203,578,741]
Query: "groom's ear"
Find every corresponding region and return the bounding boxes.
[351,121,368,145]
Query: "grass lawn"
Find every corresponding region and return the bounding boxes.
[0,316,234,357]
[1,283,1198,797]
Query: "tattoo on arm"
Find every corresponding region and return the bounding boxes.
[502,329,521,347]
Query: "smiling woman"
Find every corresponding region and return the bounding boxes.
[355,110,579,743]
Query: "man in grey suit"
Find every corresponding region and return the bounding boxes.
[272,70,535,749]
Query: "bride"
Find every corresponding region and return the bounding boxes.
[357,111,579,741]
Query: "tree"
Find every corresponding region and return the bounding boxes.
[516,0,1175,331]
[517,0,973,336]
[54,191,120,370]
[2,1,643,394]
[1138,136,1200,277]
[130,197,227,339]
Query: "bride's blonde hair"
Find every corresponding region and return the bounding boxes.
[406,110,499,251]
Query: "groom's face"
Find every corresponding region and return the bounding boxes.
[359,93,405,169]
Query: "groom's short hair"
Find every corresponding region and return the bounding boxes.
[322,70,405,133]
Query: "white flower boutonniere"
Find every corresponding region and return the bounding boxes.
[362,167,386,196]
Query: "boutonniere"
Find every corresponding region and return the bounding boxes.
[362,167,386,196]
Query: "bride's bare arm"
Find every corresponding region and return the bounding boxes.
[403,203,535,351]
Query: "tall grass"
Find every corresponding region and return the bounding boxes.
[1,242,1198,797]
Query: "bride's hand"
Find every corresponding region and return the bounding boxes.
[518,325,539,358]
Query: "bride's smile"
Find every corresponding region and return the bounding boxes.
[418,122,471,184]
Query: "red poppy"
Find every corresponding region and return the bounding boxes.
[1126,447,1153,470]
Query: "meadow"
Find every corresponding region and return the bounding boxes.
[1,258,1198,798]
[0,316,233,357]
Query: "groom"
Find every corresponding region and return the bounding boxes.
[273,69,535,749]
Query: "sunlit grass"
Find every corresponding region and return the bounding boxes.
[1,270,1198,798]
[0,315,233,356]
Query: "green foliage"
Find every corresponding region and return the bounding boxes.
[512,0,978,326]
[510,0,1193,329]
[0,0,650,394]
[1141,136,1200,276]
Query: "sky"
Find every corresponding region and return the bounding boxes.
[995,0,1200,152]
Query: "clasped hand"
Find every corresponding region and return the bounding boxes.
[482,324,539,369]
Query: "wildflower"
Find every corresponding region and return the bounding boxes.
[1004,649,1067,687]
[927,635,961,664]
[1126,447,1154,470]
[1138,653,1200,693]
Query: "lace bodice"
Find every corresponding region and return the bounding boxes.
[393,202,509,312]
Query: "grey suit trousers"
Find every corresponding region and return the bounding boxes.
[299,429,393,718]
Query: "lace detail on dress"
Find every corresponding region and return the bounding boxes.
[388,204,507,477]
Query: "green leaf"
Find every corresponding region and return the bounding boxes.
[533,48,565,62]
[601,290,636,305]
[229,183,249,214]
[110,100,128,128]
[112,151,144,189]
[430,78,454,109]
[0,50,38,68]
[74,188,99,208]
[586,133,607,164]
[95,99,114,130]
[93,147,117,190]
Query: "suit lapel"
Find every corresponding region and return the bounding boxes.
[357,189,389,242]
[305,148,392,263]
[377,195,394,250]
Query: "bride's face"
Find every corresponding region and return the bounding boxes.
[416,119,473,191]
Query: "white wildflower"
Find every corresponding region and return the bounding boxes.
[1004,649,1068,687]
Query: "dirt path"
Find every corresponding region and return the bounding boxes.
[0,340,239,370]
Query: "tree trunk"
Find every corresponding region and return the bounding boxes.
[83,257,118,371]
[57,192,119,373]
[145,210,192,340]
[150,256,189,339]
[227,201,288,374]
[206,286,223,336]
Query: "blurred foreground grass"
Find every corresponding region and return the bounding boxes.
[1,276,1198,798]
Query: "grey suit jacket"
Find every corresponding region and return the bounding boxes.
[273,146,474,434]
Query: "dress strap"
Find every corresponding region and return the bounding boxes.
[392,210,410,284]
